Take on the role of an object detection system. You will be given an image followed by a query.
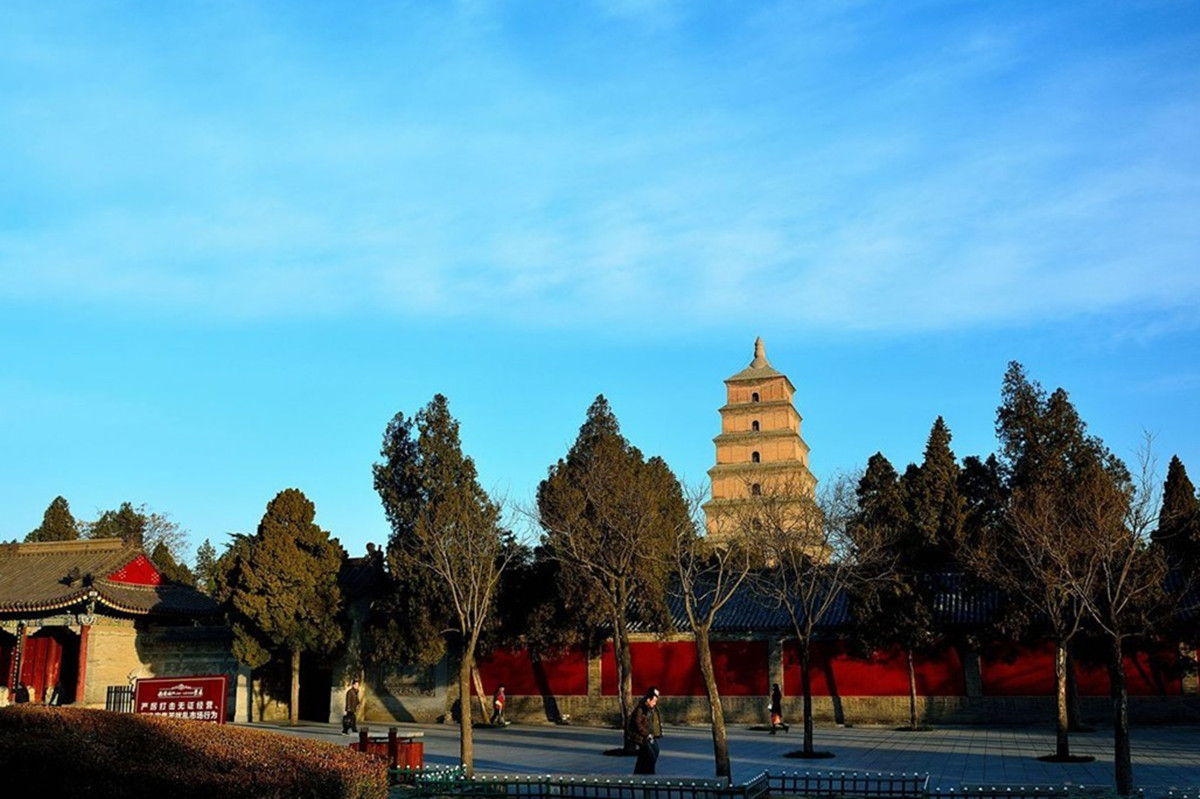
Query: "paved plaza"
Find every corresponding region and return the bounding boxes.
[242,719,1200,796]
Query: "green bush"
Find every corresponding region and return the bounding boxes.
[0,705,388,799]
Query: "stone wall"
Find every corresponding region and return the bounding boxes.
[83,620,243,717]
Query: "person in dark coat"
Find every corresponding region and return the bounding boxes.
[626,689,661,774]
[769,682,789,734]
[648,685,663,738]
[13,683,31,703]
[342,679,361,734]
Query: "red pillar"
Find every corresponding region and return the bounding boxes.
[77,625,90,707]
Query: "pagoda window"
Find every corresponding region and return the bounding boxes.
[751,451,761,463]
[751,392,760,403]
[751,483,762,496]
[751,420,760,431]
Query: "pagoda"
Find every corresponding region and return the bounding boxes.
[702,337,816,539]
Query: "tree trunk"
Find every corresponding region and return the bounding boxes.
[459,646,475,777]
[471,663,488,724]
[1054,639,1071,758]
[614,581,634,729]
[1066,649,1085,731]
[290,649,301,726]
[1110,637,1132,796]
[906,646,918,730]
[800,641,814,754]
[695,627,732,781]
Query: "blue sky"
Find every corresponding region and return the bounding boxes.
[2,1,1198,563]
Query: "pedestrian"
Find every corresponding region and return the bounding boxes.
[626,688,661,775]
[769,682,789,734]
[624,686,663,752]
[491,684,508,726]
[649,685,664,739]
[342,679,360,734]
[13,682,30,704]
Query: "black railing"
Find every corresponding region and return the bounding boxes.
[770,772,929,798]
[105,685,133,713]
[938,788,1146,799]
[404,769,929,799]
[400,768,1198,799]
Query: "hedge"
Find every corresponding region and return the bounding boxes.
[0,705,388,799]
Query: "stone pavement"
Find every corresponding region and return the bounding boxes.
[240,719,1200,797]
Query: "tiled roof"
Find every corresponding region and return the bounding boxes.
[0,538,219,618]
[641,570,1006,637]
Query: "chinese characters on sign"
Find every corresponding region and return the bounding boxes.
[134,675,228,724]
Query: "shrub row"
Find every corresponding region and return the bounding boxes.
[0,705,388,799]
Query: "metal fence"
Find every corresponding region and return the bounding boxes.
[105,685,133,713]
[403,769,929,799]
[932,786,1200,799]
[770,772,929,799]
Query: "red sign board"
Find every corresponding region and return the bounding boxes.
[134,675,228,724]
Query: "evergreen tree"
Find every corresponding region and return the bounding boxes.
[370,403,454,667]
[194,539,219,595]
[537,395,689,732]
[373,394,513,776]
[850,452,931,730]
[150,541,196,586]
[86,502,147,547]
[981,361,1150,770]
[214,489,346,725]
[908,417,966,566]
[854,454,909,542]
[83,502,191,565]
[958,454,1006,559]
[213,533,271,669]
[986,362,1098,763]
[1154,455,1200,568]
[25,496,80,542]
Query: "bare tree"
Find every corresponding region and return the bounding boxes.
[751,471,876,758]
[670,483,758,781]
[968,476,1099,761]
[1065,435,1170,796]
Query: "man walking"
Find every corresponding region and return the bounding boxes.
[626,688,661,775]
[342,679,361,735]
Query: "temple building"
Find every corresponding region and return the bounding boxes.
[702,337,817,540]
[0,538,241,711]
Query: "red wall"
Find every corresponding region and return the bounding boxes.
[782,641,966,697]
[471,637,1183,699]
[475,646,588,696]
[981,641,1182,697]
[600,640,769,697]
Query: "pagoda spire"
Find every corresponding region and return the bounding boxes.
[751,336,768,368]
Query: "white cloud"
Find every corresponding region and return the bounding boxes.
[1,2,1197,337]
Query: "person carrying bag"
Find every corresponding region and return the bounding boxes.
[342,679,361,735]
